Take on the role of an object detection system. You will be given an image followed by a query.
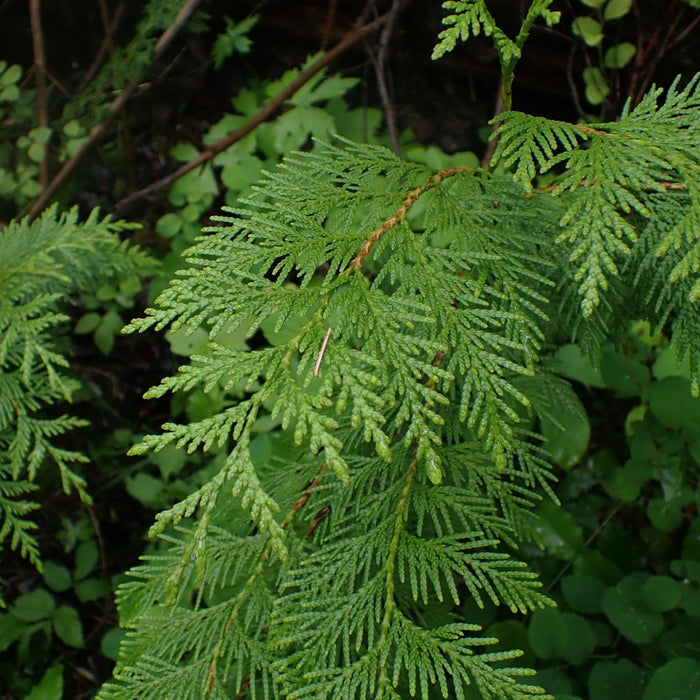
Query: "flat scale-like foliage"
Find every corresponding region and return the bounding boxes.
[102,3,700,698]
[0,206,154,572]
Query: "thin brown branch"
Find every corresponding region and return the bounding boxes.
[628,0,682,104]
[113,11,393,214]
[154,0,201,55]
[29,0,48,188]
[76,3,125,94]
[367,44,400,154]
[634,6,685,104]
[321,0,338,50]
[668,13,700,49]
[26,0,204,220]
[375,0,405,155]
[98,0,116,55]
[97,0,136,190]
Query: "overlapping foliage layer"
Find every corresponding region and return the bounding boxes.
[101,65,700,698]
[45,0,696,697]
[0,207,153,574]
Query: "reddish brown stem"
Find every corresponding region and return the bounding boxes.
[346,165,472,271]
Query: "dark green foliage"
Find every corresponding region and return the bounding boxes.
[64,0,204,124]
[516,331,700,699]
[0,206,155,573]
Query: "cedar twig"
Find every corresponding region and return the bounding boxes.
[26,0,203,221]
[113,11,392,214]
[29,0,48,188]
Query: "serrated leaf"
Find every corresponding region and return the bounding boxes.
[12,588,55,622]
[43,562,72,592]
[156,212,182,238]
[74,540,99,581]
[94,309,124,355]
[74,312,101,334]
[26,664,63,700]
[52,605,84,647]
[170,143,200,162]
[125,472,165,507]
[583,66,610,105]
[75,578,110,602]
[27,142,45,163]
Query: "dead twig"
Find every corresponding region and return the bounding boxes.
[633,4,686,104]
[114,11,392,214]
[321,0,338,50]
[628,0,683,104]
[29,0,48,188]
[366,44,400,154]
[374,0,405,155]
[97,0,136,190]
[26,0,204,221]
[76,3,125,95]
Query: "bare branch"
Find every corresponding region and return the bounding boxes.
[26,0,204,220]
[114,11,392,214]
[29,0,48,188]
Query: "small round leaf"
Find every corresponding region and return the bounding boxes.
[528,608,568,659]
[641,575,682,612]
[562,574,606,614]
[589,659,648,700]
[643,658,700,700]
